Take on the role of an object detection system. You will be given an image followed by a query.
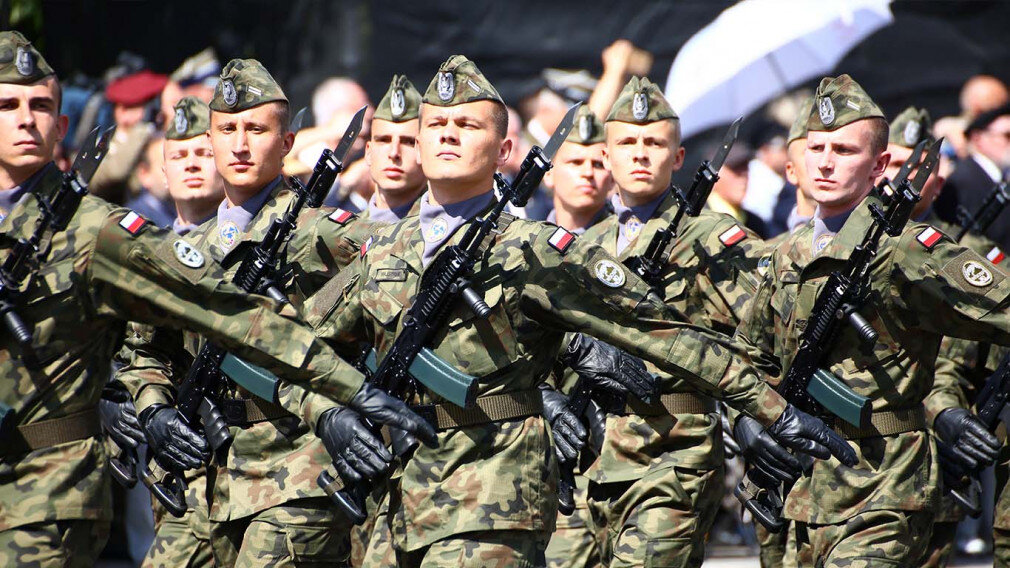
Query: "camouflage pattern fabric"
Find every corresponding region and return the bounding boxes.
[118,180,371,523]
[998,527,1010,568]
[393,530,547,568]
[421,55,504,107]
[141,503,213,568]
[917,520,957,568]
[355,489,396,568]
[787,510,933,568]
[735,193,1010,551]
[210,58,287,113]
[805,74,885,133]
[587,465,723,568]
[605,76,678,124]
[756,522,787,568]
[543,481,600,568]
[0,164,364,552]
[0,519,109,568]
[207,496,351,567]
[0,31,54,85]
[304,193,789,553]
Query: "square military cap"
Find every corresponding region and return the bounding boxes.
[0,31,54,85]
[807,74,885,132]
[787,96,815,144]
[375,74,421,122]
[888,106,933,148]
[422,55,504,107]
[567,105,605,145]
[210,58,287,112]
[167,96,211,140]
[606,76,678,124]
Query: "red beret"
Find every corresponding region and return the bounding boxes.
[105,70,169,106]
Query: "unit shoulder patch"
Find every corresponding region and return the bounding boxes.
[941,250,1005,291]
[987,246,1005,265]
[328,208,354,225]
[915,226,943,250]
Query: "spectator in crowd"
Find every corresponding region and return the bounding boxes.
[939,104,1010,250]
[706,142,769,237]
[935,74,1009,159]
[743,120,788,233]
[125,135,174,228]
[89,68,167,204]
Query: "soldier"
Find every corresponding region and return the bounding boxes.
[0,32,434,567]
[108,96,223,568]
[361,75,426,223]
[301,55,855,568]
[542,105,612,235]
[544,77,765,568]
[119,58,391,567]
[735,74,1008,566]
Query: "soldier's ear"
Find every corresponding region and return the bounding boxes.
[672,145,685,171]
[55,114,68,144]
[871,150,890,180]
[496,136,513,168]
[602,145,612,172]
[785,161,799,186]
[280,130,295,159]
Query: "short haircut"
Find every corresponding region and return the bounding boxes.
[274,101,290,134]
[490,102,508,138]
[867,117,889,155]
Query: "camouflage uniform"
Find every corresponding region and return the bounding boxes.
[118,58,374,568]
[0,35,369,567]
[735,76,1010,567]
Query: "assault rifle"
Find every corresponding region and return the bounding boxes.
[0,127,114,436]
[142,107,366,517]
[736,138,941,533]
[318,103,582,524]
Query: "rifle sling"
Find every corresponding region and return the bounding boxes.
[624,392,716,416]
[2,408,101,457]
[410,390,542,431]
[219,397,291,426]
[832,406,925,440]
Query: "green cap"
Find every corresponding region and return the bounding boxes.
[0,31,53,85]
[210,58,287,113]
[167,96,211,140]
[422,55,504,107]
[374,75,421,122]
[566,105,605,145]
[807,74,885,132]
[787,96,815,144]
[606,76,678,124]
[888,106,933,148]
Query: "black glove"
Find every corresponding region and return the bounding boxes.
[734,415,801,484]
[539,384,587,463]
[766,405,858,466]
[347,383,438,448]
[584,399,607,457]
[934,408,1000,471]
[562,334,657,403]
[99,384,144,450]
[140,405,209,472]
[318,407,393,484]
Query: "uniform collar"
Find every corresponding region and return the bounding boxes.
[208,177,289,262]
[418,189,494,267]
[786,193,879,268]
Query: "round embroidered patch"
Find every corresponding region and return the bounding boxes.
[625,216,643,241]
[426,217,449,243]
[962,260,993,287]
[219,221,240,250]
[174,239,205,268]
[594,259,626,288]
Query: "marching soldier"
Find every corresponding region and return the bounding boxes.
[302,55,854,567]
[542,105,613,236]
[735,75,1006,566]
[0,32,433,567]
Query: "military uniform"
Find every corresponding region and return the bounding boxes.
[118,59,373,567]
[736,75,1010,567]
[304,55,793,568]
[547,79,765,568]
[0,35,370,567]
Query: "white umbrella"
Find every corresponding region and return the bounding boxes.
[665,0,893,139]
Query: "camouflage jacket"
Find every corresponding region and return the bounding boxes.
[570,193,764,481]
[0,165,364,531]
[116,180,370,521]
[736,193,1010,524]
[304,191,789,552]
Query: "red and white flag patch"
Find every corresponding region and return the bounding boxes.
[718,225,747,247]
[329,208,353,225]
[118,211,147,235]
[987,246,1006,265]
[548,227,574,254]
[360,236,373,258]
[916,226,942,250]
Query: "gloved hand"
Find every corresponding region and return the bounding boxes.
[539,384,587,463]
[561,334,657,403]
[766,405,858,466]
[140,405,209,472]
[318,407,393,484]
[99,384,144,450]
[347,383,438,448]
[734,415,801,484]
[934,408,1000,471]
[584,399,607,457]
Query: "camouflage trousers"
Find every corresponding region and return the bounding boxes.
[587,465,723,568]
[995,527,1010,568]
[143,505,213,568]
[544,480,601,568]
[0,520,109,567]
[209,496,352,567]
[393,530,547,568]
[787,510,933,567]
[916,520,956,568]
[756,521,787,568]
[353,485,393,567]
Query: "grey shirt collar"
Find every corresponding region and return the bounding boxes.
[611,189,668,255]
[0,163,53,223]
[367,192,415,225]
[216,176,282,249]
[811,206,854,255]
[418,190,494,267]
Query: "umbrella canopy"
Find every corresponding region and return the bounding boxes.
[666,0,893,139]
